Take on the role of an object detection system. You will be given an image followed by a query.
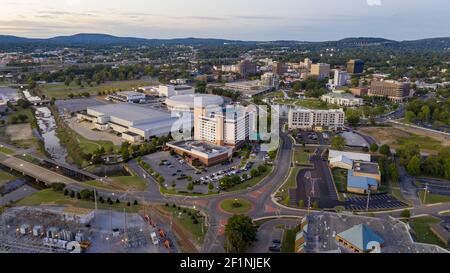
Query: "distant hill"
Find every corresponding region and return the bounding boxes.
[0,33,449,50]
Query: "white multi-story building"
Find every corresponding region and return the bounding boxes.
[194,106,252,148]
[321,91,363,106]
[288,108,345,131]
[334,70,350,87]
[158,84,195,97]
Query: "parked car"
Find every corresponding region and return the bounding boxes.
[269,244,281,252]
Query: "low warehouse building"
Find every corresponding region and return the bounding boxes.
[166,140,233,167]
[77,103,178,143]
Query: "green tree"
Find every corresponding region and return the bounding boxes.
[405,111,417,123]
[187,182,194,191]
[331,135,346,151]
[389,163,399,183]
[370,143,379,153]
[379,144,391,157]
[406,155,421,176]
[401,209,411,219]
[224,215,258,253]
[298,200,305,208]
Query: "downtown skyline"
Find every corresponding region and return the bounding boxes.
[1,0,450,41]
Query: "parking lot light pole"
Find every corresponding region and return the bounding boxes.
[366,190,371,212]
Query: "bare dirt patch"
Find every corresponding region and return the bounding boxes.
[6,124,33,141]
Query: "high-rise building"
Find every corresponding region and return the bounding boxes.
[334,70,350,87]
[272,61,287,76]
[310,63,330,79]
[194,106,251,147]
[288,108,345,131]
[369,79,411,102]
[238,59,257,77]
[261,72,280,89]
[347,59,365,74]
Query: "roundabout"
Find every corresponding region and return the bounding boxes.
[219,198,253,214]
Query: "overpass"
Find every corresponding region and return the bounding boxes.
[0,153,78,185]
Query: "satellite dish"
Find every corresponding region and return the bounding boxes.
[366,241,381,253]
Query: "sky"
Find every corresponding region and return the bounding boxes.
[0,0,449,41]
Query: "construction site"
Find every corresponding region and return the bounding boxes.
[0,206,180,253]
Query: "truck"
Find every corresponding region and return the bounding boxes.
[150,232,159,245]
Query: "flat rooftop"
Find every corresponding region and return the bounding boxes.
[168,140,231,155]
[88,103,172,125]
[354,161,380,174]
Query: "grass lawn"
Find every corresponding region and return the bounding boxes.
[86,171,147,192]
[8,107,36,128]
[418,190,450,204]
[277,167,300,206]
[358,127,445,154]
[76,133,116,154]
[332,168,348,192]
[281,226,301,253]
[0,169,18,187]
[220,198,253,214]
[225,166,273,192]
[160,204,206,243]
[409,216,445,247]
[40,80,150,99]
[0,146,15,155]
[293,149,310,165]
[15,189,142,212]
[395,134,443,153]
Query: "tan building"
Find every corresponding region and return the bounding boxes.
[310,63,330,79]
[350,87,369,97]
[369,79,410,102]
[238,59,257,77]
[272,61,286,76]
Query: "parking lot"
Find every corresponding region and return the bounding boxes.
[344,194,407,211]
[293,131,333,146]
[142,145,268,194]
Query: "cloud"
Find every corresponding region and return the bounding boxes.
[366,0,382,6]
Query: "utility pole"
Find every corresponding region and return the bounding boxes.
[366,189,371,212]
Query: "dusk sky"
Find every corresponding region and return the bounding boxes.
[1,0,449,41]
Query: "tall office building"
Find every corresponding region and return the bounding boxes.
[272,61,287,76]
[369,79,411,102]
[334,70,350,87]
[310,63,331,79]
[288,108,345,131]
[238,59,257,77]
[347,59,365,74]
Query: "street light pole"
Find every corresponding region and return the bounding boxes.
[423,184,428,204]
[366,190,371,212]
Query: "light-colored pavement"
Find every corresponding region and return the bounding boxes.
[67,118,123,146]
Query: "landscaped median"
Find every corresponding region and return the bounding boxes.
[407,216,447,248]
[0,146,15,155]
[219,198,253,214]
